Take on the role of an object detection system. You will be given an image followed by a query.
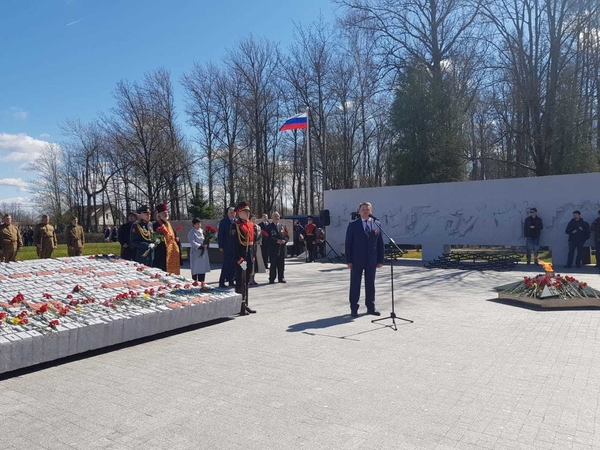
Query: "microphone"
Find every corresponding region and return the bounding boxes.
[369,214,379,221]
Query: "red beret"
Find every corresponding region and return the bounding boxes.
[156,204,168,213]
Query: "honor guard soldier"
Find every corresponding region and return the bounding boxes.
[130,205,154,265]
[65,216,85,257]
[0,214,23,262]
[34,214,57,259]
[232,201,256,315]
[305,215,317,262]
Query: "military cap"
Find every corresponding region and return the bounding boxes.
[235,201,250,213]
[137,205,151,214]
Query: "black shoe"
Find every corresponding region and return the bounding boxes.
[367,309,381,316]
[245,306,256,314]
[228,281,235,287]
[269,280,275,284]
[351,311,359,318]
[278,279,286,283]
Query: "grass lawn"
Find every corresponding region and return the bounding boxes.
[16,243,122,261]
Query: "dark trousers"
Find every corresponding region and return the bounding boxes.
[235,258,253,301]
[349,264,376,312]
[219,250,235,285]
[567,242,585,267]
[120,247,135,261]
[307,239,317,261]
[269,245,286,281]
[192,273,206,282]
[261,242,270,268]
[596,241,600,267]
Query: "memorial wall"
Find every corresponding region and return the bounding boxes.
[324,173,600,263]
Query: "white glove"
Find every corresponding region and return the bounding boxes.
[155,239,161,245]
[240,261,247,270]
[148,243,155,249]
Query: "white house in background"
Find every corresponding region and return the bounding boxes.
[65,205,125,230]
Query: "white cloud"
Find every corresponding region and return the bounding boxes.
[7,107,29,121]
[39,133,51,139]
[0,196,32,206]
[0,178,29,192]
[0,133,50,163]
[13,111,29,120]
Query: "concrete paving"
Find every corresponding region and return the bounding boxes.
[1,258,599,450]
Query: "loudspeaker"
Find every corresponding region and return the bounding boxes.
[319,209,330,227]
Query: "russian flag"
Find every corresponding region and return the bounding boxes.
[279,112,308,131]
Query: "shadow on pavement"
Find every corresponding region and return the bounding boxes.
[287,314,355,332]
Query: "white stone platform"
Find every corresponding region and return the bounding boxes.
[0,256,241,374]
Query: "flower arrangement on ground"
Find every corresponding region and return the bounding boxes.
[494,261,600,299]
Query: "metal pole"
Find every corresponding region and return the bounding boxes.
[306,107,311,214]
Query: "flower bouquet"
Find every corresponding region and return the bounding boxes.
[142,226,167,258]
[200,225,217,257]
[494,273,599,299]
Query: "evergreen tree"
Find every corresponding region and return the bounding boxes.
[188,182,214,219]
[389,62,468,185]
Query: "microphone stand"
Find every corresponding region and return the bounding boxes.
[371,218,413,331]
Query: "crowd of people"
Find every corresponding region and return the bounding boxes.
[5,205,600,317]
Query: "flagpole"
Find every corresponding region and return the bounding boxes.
[306,107,311,214]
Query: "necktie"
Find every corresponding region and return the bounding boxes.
[364,220,370,234]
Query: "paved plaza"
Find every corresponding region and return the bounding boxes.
[1,258,599,450]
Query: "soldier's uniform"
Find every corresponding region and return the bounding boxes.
[0,223,23,262]
[66,223,85,256]
[231,201,256,315]
[34,222,57,259]
[130,205,154,266]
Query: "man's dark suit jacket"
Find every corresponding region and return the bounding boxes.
[345,218,384,267]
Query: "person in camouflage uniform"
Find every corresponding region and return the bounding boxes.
[0,214,23,262]
[34,214,57,259]
[65,216,85,257]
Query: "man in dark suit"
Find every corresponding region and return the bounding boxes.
[118,212,138,261]
[218,206,237,287]
[267,212,289,283]
[565,210,590,268]
[258,213,270,269]
[345,202,384,318]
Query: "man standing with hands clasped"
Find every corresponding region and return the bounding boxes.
[345,202,384,318]
[565,210,590,268]
[523,208,543,265]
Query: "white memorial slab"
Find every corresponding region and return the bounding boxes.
[0,255,241,374]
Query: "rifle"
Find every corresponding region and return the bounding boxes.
[239,257,248,315]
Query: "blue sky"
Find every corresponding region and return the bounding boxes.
[0,0,336,207]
